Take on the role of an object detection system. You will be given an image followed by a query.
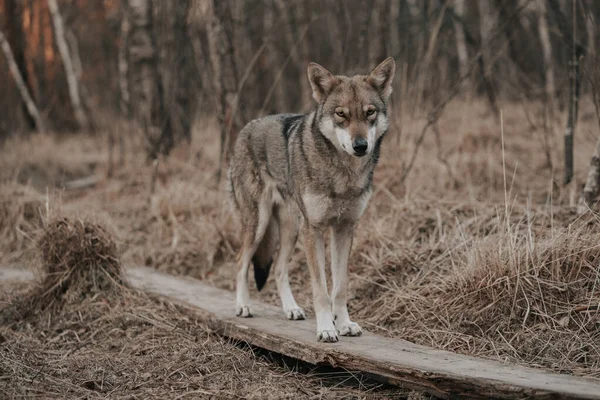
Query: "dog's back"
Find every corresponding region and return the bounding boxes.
[229,113,303,211]
[228,113,304,297]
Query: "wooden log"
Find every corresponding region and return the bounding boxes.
[126,267,600,400]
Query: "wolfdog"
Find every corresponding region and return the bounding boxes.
[228,58,395,342]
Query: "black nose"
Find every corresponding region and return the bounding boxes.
[352,137,368,156]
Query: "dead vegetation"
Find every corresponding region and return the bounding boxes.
[0,181,44,263]
[0,216,403,399]
[0,281,399,399]
[1,99,599,385]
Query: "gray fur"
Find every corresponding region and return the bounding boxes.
[228,58,396,341]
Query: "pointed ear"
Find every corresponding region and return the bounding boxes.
[307,62,339,103]
[366,57,396,100]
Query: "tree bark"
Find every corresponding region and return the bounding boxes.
[118,4,131,119]
[535,1,555,104]
[127,0,173,159]
[48,0,90,131]
[548,0,585,185]
[478,0,493,79]
[3,0,36,132]
[453,0,469,82]
[208,0,242,181]
[578,137,600,213]
[388,0,400,60]
[0,29,45,133]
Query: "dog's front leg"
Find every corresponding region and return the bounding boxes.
[330,223,362,336]
[304,225,338,342]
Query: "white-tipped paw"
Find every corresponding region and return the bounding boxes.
[317,329,339,342]
[236,305,252,318]
[337,321,362,336]
[285,307,306,320]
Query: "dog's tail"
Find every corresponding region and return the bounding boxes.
[252,219,277,292]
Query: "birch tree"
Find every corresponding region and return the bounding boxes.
[48,0,90,131]
[208,0,242,180]
[0,29,45,133]
[535,1,555,104]
[127,0,173,159]
[453,0,469,81]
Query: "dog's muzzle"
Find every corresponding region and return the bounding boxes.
[352,137,368,157]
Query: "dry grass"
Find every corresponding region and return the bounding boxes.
[0,284,400,399]
[1,98,600,384]
[0,182,44,263]
[0,217,404,399]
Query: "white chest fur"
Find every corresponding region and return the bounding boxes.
[302,190,372,225]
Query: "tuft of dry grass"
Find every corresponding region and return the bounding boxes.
[0,182,44,263]
[350,210,600,375]
[36,217,126,304]
[1,216,127,326]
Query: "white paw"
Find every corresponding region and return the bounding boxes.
[337,321,362,336]
[317,329,339,342]
[236,305,252,318]
[285,307,306,320]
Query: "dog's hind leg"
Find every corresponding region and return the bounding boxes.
[274,204,305,320]
[235,196,273,318]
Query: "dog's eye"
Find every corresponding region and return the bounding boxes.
[335,110,345,118]
[366,109,376,116]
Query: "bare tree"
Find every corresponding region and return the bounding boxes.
[127,0,173,159]
[388,0,400,59]
[48,0,90,131]
[453,0,469,82]
[579,140,600,213]
[118,5,131,119]
[0,29,45,133]
[208,0,242,180]
[548,0,585,186]
[478,0,494,81]
[3,0,37,133]
[535,1,555,104]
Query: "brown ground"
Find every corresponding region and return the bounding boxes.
[1,99,600,395]
[0,279,408,399]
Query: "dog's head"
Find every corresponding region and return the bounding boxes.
[308,58,395,157]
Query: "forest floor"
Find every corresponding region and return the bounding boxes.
[1,99,600,397]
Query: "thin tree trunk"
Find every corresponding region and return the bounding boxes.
[294,1,313,109]
[478,0,493,79]
[127,0,173,159]
[209,0,242,181]
[562,0,584,186]
[453,0,469,83]
[585,9,595,57]
[0,29,45,133]
[578,51,600,213]
[4,0,36,131]
[118,5,131,119]
[48,0,90,131]
[388,0,400,59]
[578,137,600,213]
[536,1,555,104]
